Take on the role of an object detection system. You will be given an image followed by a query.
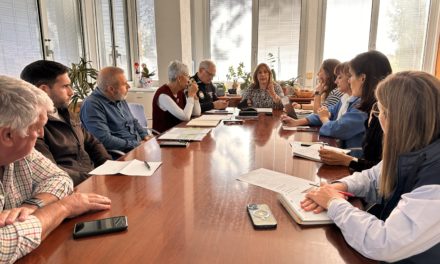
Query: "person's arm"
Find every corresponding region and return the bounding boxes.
[327,185,440,262]
[192,98,201,117]
[158,94,194,121]
[318,107,368,140]
[83,129,112,166]
[305,113,323,126]
[349,158,381,172]
[80,100,139,151]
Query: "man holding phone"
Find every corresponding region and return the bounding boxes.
[0,76,111,263]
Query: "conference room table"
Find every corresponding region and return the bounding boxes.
[19,110,376,264]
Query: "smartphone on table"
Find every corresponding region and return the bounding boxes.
[73,216,128,239]
[247,204,277,229]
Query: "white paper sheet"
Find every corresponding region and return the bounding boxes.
[89,160,162,176]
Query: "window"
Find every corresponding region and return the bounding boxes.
[323,0,372,62]
[257,0,301,80]
[95,0,131,78]
[44,0,84,66]
[137,0,158,79]
[0,0,43,77]
[376,0,430,72]
[209,0,252,81]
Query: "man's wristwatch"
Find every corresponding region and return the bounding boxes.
[22,197,44,208]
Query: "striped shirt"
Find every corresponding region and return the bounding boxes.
[322,89,344,108]
[0,149,73,263]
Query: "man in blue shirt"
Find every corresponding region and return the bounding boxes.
[80,67,150,152]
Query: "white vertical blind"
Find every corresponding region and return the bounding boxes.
[137,0,158,79]
[257,0,301,80]
[209,0,252,81]
[0,0,42,77]
[376,0,430,72]
[323,0,372,62]
[113,0,131,76]
[45,0,83,67]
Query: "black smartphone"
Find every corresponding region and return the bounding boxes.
[223,120,244,125]
[73,216,128,239]
[281,96,298,119]
[247,204,277,229]
[159,141,189,147]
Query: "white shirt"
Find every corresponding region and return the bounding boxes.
[336,94,350,120]
[158,94,201,121]
[327,162,440,262]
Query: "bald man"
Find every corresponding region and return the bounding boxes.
[80,67,150,152]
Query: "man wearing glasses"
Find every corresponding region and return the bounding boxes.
[192,60,228,112]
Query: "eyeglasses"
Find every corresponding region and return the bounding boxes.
[204,69,216,78]
[371,102,380,118]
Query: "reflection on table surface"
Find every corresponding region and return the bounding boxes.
[18,111,376,264]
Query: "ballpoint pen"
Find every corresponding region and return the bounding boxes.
[144,161,151,170]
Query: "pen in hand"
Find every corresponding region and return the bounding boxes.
[144,161,151,170]
[308,183,355,197]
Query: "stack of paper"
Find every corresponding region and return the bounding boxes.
[186,114,232,127]
[282,126,313,131]
[158,127,211,141]
[290,142,350,162]
[237,168,332,225]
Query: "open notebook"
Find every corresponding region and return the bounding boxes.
[290,142,350,162]
[237,168,332,225]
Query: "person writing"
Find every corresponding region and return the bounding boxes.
[0,76,111,262]
[192,59,228,112]
[302,71,440,263]
[80,67,151,153]
[238,63,284,109]
[152,60,201,133]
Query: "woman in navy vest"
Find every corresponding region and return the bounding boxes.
[302,71,440,263]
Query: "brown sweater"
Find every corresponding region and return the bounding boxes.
[35,108,111,185]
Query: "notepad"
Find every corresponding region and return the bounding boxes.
[290,142,350,162]
[158,127,211,141]
[237,168,332,225]
[89,159,162,176]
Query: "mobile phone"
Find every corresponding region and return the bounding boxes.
[247,204,277,229]
[159,141,189,147]
[73,216,128,239]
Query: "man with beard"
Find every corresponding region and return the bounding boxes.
[21,60,112,185]
[80,67,151,153]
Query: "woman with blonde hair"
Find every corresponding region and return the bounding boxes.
[301,71,440,263]
[237,63,284,109]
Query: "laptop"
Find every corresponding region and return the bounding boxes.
[281,96,298,119]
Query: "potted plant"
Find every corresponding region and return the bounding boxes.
[226,62,250,94]
[139,63,155,88]
[69,58,98,112]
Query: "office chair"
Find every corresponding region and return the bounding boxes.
[127,103,160,135]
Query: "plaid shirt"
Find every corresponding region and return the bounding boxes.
[0,149,73,263]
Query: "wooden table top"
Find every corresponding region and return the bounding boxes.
[18,111,376,264]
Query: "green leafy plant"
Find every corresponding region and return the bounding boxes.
[69,58,98,111]
[226,62,251,90]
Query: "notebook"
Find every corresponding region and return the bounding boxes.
[290,142,350,162]
[278,192,333,225]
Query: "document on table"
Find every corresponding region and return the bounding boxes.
[237,168,332,225]
[186,114,232,127]
[290,142,350,162]
[89,159,162,176]
[158,127,211,141]
[255,108,273,113]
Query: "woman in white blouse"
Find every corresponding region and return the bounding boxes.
[152,60,201,133]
